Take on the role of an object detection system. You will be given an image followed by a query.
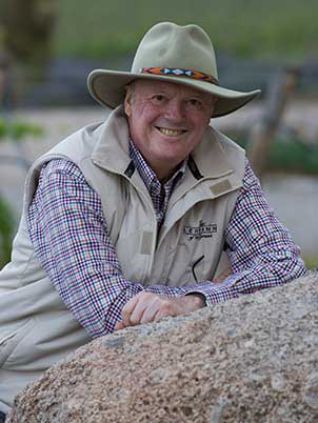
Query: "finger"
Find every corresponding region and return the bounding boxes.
[114,321,125,331]
[143,298,175,322]
[139,300,160,324]
[121,293,143,326]
[153,308,170,322]
[153,308,163,322]
[129,300,148,325]
[153,300,179,322]
[130,294,160,325]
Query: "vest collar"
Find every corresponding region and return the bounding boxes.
[91,106,131,175]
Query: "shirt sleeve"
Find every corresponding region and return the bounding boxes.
[27,159,198,338]
[185,160,307,305]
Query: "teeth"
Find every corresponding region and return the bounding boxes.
[158,127,184,137]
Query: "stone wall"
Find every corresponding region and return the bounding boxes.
[7,273,318,422]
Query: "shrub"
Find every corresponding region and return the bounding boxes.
[0,196,14,269]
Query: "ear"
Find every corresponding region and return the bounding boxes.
[124,90,132,117]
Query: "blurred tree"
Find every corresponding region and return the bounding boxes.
[0,0,58,107]
[247,68,300,179]
[1,0,58,65]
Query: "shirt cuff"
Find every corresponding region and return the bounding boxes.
[184,275,240,306]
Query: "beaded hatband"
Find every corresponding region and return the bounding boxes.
[141,67,219,85]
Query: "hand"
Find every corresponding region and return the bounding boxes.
[114,292,205,330]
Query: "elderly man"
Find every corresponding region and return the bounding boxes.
[0,22,306,417]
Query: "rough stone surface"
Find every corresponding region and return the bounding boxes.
[7,273,318,423]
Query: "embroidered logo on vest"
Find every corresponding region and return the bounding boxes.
[184,220,217,240]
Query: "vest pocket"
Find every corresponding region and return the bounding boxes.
[191,255,205,283]
[0,318,35,368]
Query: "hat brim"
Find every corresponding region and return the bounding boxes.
[87,69,261,118]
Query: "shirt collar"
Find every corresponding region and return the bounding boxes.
[128,139,187,192]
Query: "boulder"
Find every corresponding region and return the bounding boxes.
[7,273,318,423]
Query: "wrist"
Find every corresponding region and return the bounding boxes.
[185,293,206,310]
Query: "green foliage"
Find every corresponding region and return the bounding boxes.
[0,118,43,142]
[235,135,318,174]
[303,256,318,270]
[54,0,318,60]
[0,196,14,269]
[0,117,43,266]
[269,139,318,174]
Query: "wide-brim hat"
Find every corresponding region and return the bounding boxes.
[87,22,261,118]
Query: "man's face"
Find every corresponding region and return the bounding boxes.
[124,79,216,180]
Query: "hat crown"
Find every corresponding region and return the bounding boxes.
[131,22,218,79]
[87,21,260,117]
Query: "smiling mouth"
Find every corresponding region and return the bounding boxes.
[156,126,187,137]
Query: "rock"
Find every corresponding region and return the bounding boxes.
[7,273,318,423]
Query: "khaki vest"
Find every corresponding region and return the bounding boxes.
[0,106,245,412]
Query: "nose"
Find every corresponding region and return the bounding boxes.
[164,98,185,121]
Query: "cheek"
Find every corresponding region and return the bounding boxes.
[132,105,156,124]
[128,110,158,146]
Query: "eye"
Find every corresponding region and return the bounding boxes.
[151,94,166,104]
[188,98,202,107]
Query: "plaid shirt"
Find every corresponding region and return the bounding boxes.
[28,141,306,338]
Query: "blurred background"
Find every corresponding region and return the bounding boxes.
[0,0,317,269]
